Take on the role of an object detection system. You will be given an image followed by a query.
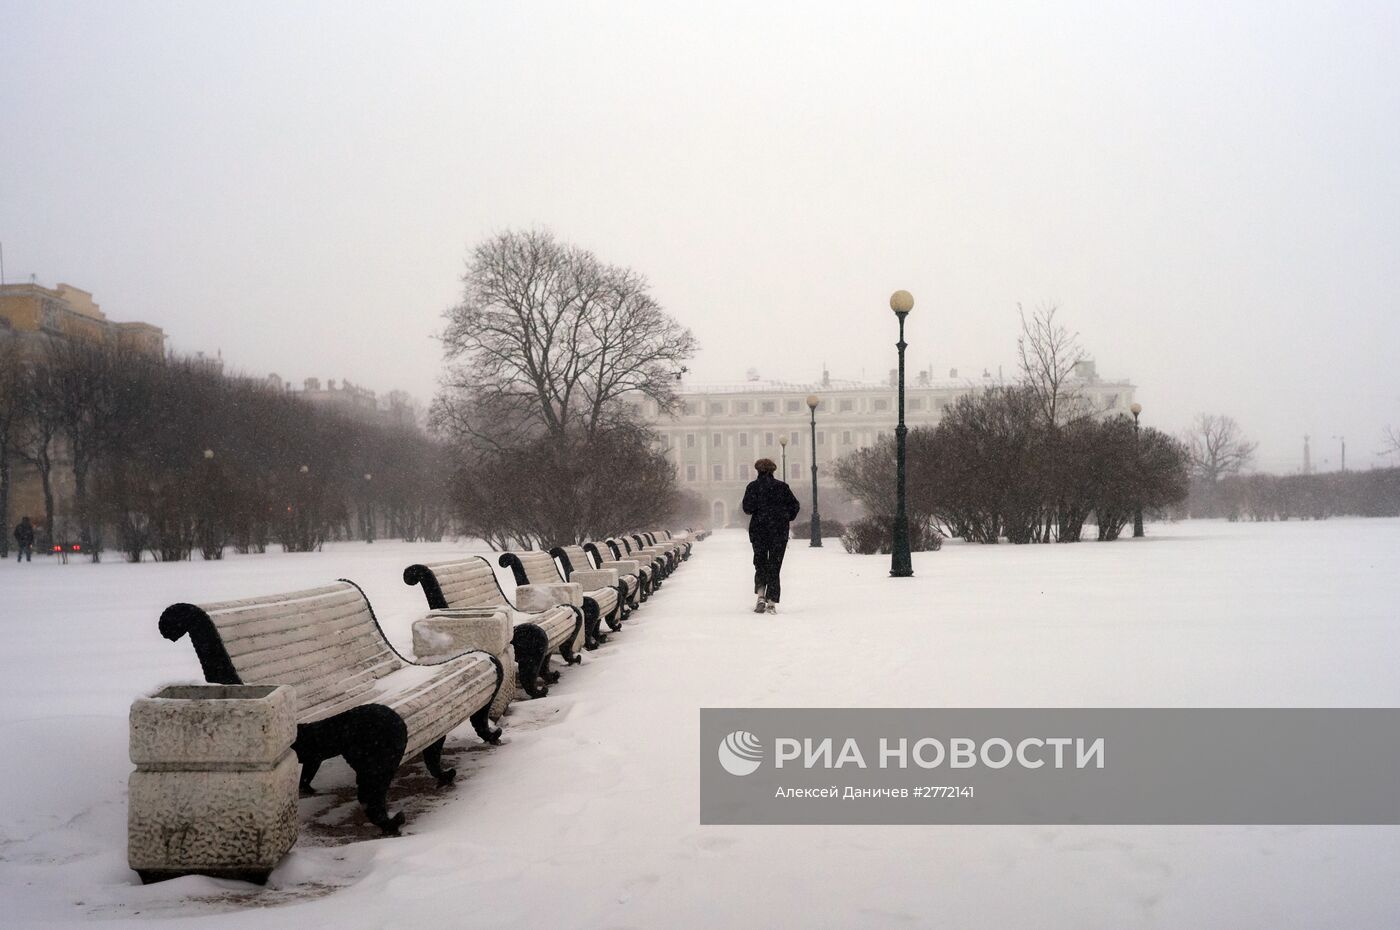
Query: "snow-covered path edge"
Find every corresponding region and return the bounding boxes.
[2,521,1399,928]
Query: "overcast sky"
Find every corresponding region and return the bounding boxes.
[3,1,1397,470]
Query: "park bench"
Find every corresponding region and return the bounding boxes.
[659,529,694,559]
[499,549,622,650]
[158,580,504,835]
[403,556,584,698]
[628,533,678,578]
[551,542,641,617]
[641,531,686,566]
[604,536,665,591]
[585,540,652,601]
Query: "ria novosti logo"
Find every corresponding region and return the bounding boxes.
[718,730,764,776]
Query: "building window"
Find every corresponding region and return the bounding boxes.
[709,402,724,415]
[817,431,826,445]
[761,401,776,414]
[785,400,801,413]
[712,464,723,480]
[764,431,774,446]
[686,433,696,448]
[910,398,924,410]
[712,433,722,447]
[790,430,801,445]
[736,401,751,414]
[686,465,697,481]
[839,399,855,412]
[791,463,802,479]
[842,430,852,445]
[1106,393,1120,408]
[873,398,890,412]
[739,433,749,447]
[683,402,697,415]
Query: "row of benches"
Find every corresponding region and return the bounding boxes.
[156,531,699,836]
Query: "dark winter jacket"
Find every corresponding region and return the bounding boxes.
[742,474,800,534]
[14,520,35,546]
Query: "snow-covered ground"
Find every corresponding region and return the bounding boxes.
[2,520,1398,928]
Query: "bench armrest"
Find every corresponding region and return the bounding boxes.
[571,568,619,590]
[413,608,512,662]
[599,559,639,575]
[515,582,583,612]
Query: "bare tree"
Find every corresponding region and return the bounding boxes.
[45,337,130,558]
[1016,302,1088,427]
[1184,413,1258,482]
[1383,425,1400,458]
[15,353,62,549]
[434,229,697,452]
[0,337,24,557]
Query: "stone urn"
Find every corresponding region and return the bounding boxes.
[414,607,517,719]
[128,683,298,884]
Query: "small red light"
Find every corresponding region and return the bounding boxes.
[71,544,82,552]
[52,545,62,552]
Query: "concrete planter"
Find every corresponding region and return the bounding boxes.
[128,684,298,884]
[515,582,583,612]
[413,608,517,719]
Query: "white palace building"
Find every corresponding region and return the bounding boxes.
[646,362,1135,528]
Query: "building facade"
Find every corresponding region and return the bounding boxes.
[1,282,168,545]
[648,364,1135,528]
[265,375,423,430]
[0,282,165,354]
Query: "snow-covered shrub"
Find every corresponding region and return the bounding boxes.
[790,519,844,539]
[840,516,942,554]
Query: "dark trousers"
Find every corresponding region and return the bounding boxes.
[750,527,789,602]
[16,544,32,563]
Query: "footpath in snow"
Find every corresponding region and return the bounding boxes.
[1,520,1399,928]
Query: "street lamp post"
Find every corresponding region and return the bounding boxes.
[889,290,914,577]
[1131,403,1144,538]
[806,394,822,547]
[778,434,789,480]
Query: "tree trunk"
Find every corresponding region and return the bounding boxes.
[73,460,99,562]
[39,456,55,551]
[0,455,9,559]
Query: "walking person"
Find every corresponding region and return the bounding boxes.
[13,516,35,563]
[742,458,800,614]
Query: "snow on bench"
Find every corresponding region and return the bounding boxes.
[639,531,685,568]
[603,536,666,591]
[624,534,677,580]
[583,540,652,601]
[158,580,504,835]
[551,543,640,622]
[659,529,694,559]
[403,556,584,699]
[499,549,622,651]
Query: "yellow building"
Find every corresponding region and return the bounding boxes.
[0,282,165,354]
[1,282,166,548]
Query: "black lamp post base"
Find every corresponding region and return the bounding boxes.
[890,512,912,576]
[810,514,823,548]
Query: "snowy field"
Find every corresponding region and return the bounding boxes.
[2,519,1399,928]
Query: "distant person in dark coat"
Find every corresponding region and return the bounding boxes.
[14,516,35,563]
[742,458,800,614]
